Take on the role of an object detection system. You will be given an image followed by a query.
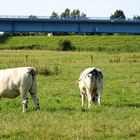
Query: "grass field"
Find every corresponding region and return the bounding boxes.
[0,50,140,140]
[0,35,140,51]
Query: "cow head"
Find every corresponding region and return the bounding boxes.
[92,93,98,102]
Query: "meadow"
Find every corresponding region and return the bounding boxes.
[0,35,140,52]
[0,50,140,140]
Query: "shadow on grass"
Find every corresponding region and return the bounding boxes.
[104,102,140,108]
[0,134,11,139]
[122,103,140,108]
[0,131,28,139]
[46,105,102,114]
[46,106,77,113]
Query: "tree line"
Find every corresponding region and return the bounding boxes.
[26,9,140,20]
[50,9,140,20]
[51,8,86,19]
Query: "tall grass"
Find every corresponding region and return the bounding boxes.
[0,52,60,76]
[0,50,140,139]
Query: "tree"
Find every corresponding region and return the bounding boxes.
[81,12,86,18]
[110,10,125,19]
[28,15,38,19]
[70,9,80,18]
[61,8,71,18]
[60,8,86,19]
[51,11,59,18]
[133,15,140,19]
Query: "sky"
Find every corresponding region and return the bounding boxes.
[0,0,140,18]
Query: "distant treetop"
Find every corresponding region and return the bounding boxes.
[110,10,126,19]
[51,8,86,19]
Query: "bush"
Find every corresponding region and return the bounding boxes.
[57,39,75,51]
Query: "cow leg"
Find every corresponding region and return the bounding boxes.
[87,90,92,109]
[88,95,92,109]
[97,89,102,106]
[30,94,40,109]
[20,94,28,112]
[81,92,85,109]
[29,79,40,110]
[98,96,101,106]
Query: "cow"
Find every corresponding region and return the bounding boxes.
[77,67,103,110]
[0,67,40,112]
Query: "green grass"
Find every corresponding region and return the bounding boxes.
[0,35,140,51]
[0,50,140,139]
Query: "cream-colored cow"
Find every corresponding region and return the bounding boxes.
[0,67,40,112]
[78,67,103,109]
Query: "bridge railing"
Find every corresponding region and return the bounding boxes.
[0,15,140,22]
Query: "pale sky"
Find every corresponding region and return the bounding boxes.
[0,0,140,18]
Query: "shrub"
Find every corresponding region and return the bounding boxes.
[37,66,51,75]
[57,39,75,51]
[53,65,61,75]
[10,44,41,50]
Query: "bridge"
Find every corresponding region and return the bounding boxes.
[0,15,140,34]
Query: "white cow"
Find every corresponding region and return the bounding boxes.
[77,67,103,109]
[0,67,40,112]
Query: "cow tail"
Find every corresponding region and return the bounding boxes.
[28,67,36,80]
[90,68,98,80]
[90,68,103,82]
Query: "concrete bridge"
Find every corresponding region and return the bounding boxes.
[0,15,140,34]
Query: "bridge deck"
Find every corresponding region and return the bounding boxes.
[0,15,140,33]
